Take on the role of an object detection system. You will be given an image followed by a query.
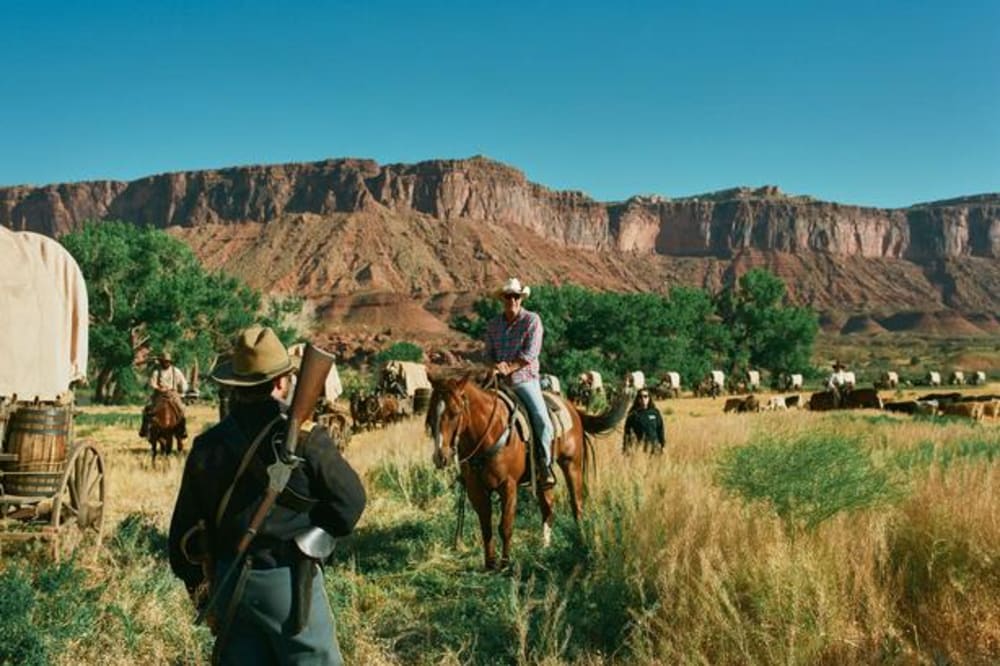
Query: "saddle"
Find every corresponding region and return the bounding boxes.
[495,386,573,480]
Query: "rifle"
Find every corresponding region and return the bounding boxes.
[196,342,335,626]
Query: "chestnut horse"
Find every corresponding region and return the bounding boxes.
[427,374,630,570]
[148,391,185,462]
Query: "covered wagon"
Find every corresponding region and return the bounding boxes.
[0,228,105,560]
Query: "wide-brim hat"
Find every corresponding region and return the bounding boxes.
[211,326,294,387]
[832,360,846,370]
[158,351,173,362]
[495,277,531,299]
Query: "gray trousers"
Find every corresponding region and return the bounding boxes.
[216,564,343,666]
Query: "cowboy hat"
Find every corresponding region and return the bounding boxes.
[157,351,173,362]
[494,277,531,299]
[211,326,294,386]
[832,360,846,370]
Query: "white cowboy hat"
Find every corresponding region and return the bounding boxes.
[495,277,531,299]
[211,326,294,387]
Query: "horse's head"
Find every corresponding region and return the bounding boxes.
[426,374,472,469]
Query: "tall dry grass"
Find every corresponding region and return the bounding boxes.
[0,395,996,664]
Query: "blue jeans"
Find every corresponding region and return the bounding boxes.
[513,379,554,468]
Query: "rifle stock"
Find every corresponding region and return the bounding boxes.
[284,343,336,457]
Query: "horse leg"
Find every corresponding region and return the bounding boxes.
[562,457,585,523]
[498,478,518,567]
[535,484,555,548]
[466,480,496,570]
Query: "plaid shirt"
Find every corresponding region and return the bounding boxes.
[485,309,543,386]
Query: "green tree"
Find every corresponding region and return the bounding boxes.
[715,268,818,377]
[372,342,425,365]
[61,221,301,403]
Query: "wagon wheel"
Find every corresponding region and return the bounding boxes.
[51,441,106,562]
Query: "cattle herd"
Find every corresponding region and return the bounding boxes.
[639,368,996,422]
[335,365,995,436]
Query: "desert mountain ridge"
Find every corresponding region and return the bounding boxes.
[2,156,999,343]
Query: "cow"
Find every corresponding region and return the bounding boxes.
[884,401,918,414]
[878,371,899,389]
[949,371,965,385]
[982,400,999,419]
[927,371,942,386]
[809,391,836,411]
[972,371,987,386]
[809,388,881,410]
[724,395,759,413]
[939,401,984,421]
[765,396,787,411]
[842,388,883,409]
[723,397,743,413]
[784,394,801,409]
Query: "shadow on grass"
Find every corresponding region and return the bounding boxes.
[340,518,439,574]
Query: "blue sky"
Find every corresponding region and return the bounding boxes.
[1,1,997,207]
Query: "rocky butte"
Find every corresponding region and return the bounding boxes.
[2,156,999,338]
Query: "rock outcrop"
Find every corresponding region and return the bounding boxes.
[3,157,998,260]
[2,156,999,336]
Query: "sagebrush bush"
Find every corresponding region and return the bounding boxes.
[716,432,901,530]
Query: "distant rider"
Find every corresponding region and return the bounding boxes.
[139,351,188,440]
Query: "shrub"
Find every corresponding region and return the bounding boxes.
[716,433,901,530]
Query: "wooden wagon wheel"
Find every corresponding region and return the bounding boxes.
[51,441,106,562]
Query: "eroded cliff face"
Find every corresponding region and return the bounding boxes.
[4,157,997,260]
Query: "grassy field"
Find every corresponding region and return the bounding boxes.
[0,389,998,665]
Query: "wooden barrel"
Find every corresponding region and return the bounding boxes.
[2,405,71,497]
[413,388,432,415]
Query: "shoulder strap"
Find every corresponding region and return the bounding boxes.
[214,415,284,528]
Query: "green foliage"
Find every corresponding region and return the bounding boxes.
[451,271,815,389]
[892,437,1000,471]
[0,560,103,666]
[372,341,425,365]
[61,221,301,404]
[716,433,901,530]
[714,268,819,376]
[368,461,451,509]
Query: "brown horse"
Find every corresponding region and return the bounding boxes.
[427,374,630,570]
[148,391,185,462]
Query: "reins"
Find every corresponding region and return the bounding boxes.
[455,373,504,466]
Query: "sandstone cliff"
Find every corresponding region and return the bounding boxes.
[2,157,998,335]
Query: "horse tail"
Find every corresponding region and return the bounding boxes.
[579,387,632,435]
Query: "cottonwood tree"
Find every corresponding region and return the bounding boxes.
[62,221,300,403]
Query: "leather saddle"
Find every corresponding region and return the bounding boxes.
[495,386,573,480]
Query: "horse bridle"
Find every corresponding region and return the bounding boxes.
[443,374,504,466]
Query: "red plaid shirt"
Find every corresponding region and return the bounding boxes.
[485,309,543,385]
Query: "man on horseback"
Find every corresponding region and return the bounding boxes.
[139,351,188,441]
[485,278,556,488]
[827,360,850,408]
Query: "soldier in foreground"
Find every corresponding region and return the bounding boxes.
[168,326,366,665]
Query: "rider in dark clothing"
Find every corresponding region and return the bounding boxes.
[623,390,666,454]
